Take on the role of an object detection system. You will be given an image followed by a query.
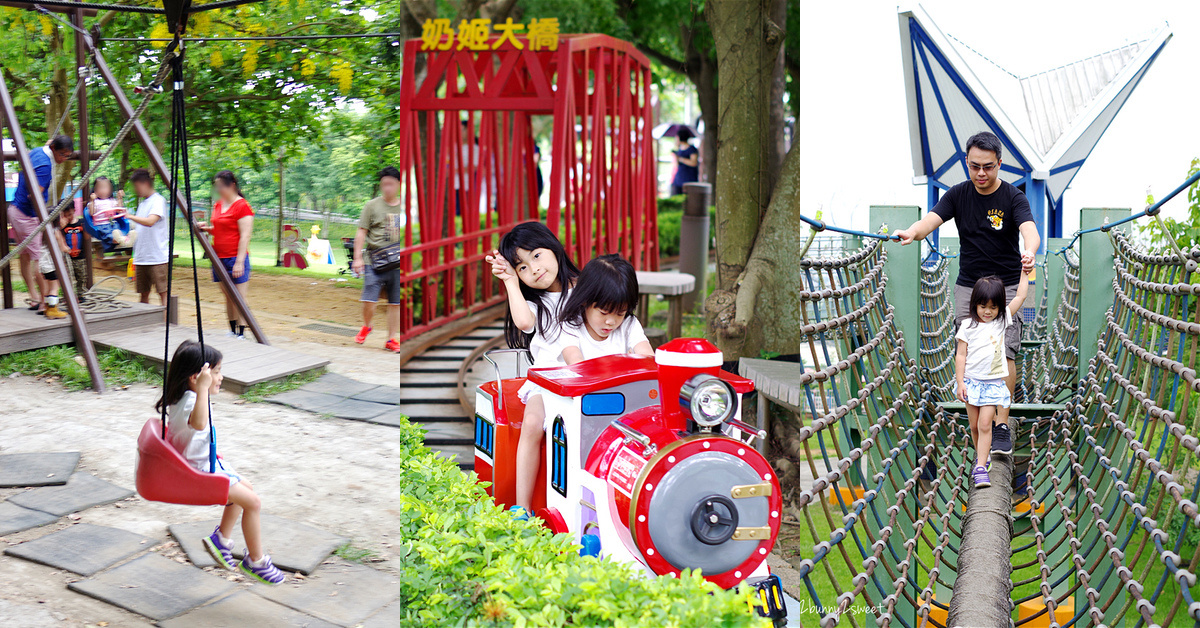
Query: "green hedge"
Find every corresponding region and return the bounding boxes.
[398,416,767,627]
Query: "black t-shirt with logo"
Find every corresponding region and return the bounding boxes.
[931,180,1033,287]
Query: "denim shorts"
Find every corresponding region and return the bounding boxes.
[212,255,251,285]
[361,264,401,304]
[965,377,1011,408]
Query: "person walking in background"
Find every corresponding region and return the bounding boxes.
[9,135,74,313]
[353,167,403,353]
[197,171,254,339]
[670,128,699,196]
[125,169,170,307]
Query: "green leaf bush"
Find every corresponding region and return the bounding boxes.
[398,416,767,627]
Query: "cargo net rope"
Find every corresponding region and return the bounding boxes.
[770,239,974,627]
[773,229,1200,627]
[1012,231,1200,628]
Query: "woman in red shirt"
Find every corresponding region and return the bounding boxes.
[198,170,254,338]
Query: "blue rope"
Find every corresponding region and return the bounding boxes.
[800,213,900,241]
[1050,169,1200,256]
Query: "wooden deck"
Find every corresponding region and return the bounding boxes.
[0,302,165,355]
[91,325,330,393]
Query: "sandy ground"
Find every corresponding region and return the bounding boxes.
[0,377,402,627]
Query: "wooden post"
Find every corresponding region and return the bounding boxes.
[275,156,284,266]
[0,121,12,310]
[72,8,94,289]
[88,46,269,345]
[0,69,105,392]
[870,205,921,362]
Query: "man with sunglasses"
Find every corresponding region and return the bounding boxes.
[894,131,1039,458]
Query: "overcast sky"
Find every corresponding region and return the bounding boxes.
[799,0,1199,238]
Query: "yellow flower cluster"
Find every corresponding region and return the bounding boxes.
[39,15,53,37]
[330,59,352,93]
[149,21,170,48]
[241,41,262,76]
[210,48,224,68]
[300,57,315,78]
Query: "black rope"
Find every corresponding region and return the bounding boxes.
[159,43,211,473]
[103,32,406,42]
[11,0,263,14]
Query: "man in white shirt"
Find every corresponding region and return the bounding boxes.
[124,168,170,306]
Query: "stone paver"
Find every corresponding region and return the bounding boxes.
[299,373,380,398]
[252,561,398,627]
[4,523,152,576]
[171,515,348,574]
[158,591,338,628]
[325,398,391,421]
[0,501,59,536]
[0,452,79,487]
[350,386,400,405]
[361,600,401,628]
[365,410,403,427]
[69,553,236,621]
[8,472,133,516]
[265,390,343,414]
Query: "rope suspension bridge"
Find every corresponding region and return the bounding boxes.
[755,196,1200,628]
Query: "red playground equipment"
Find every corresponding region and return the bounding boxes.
[135,418,230,507]
[397,30,659,342]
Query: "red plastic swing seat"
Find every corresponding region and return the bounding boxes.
[135,418,230,506]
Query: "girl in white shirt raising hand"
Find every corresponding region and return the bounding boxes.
[954,271,1028,489]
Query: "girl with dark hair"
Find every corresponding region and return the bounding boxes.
[157,340,285,585]
[953,270,1028,489]
[484,221,579,512]
[557,254,653,364]
[198,170,254,339]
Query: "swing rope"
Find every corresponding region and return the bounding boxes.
[157,39,214,474]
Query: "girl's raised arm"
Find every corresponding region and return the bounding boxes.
[488,250,536,332]
[1007,269,1030,317]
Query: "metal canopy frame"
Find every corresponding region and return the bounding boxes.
[897,4,1171,248]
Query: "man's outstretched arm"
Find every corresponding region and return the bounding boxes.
[1018,221,1040,271]
[893,212,946,245]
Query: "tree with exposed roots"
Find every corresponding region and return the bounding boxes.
[703,0,801,361]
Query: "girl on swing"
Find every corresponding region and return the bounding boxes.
[156,340,285,584]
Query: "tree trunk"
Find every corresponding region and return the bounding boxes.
[46,27,76,202]
[704,0,796,360]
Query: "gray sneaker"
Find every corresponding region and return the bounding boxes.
[972,465,991,488]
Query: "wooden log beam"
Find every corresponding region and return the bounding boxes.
[87,45,269,345]
[946,449,1015,628]
[0,68,105,392]
[1,150,101,161]
[0,0,98,15]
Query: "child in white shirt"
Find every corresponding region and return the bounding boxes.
[557,254,654,365]
[954,271,1028,488]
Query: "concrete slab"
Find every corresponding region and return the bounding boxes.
[422,422,473,443]
[7,472,133,516]
[170,515,347,575]
[252,561,398,627]
[298,373,379,399]
[399,385,457,401]
[68,553,236,621]
[0,452,79,487]
[158,591,338,628]
[361,600,400,628]
[325,399,391,421]
[396,403,468,421]
[4,523,152,576]
[265,390,343,414]
[349,386,401,405]
[363,410,403,428]
[0,501,59,536]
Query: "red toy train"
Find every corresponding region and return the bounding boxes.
[473,338,787,623]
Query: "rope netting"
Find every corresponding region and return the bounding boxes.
[775,225,1200,627]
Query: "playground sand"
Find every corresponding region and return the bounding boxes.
[0,377,400,627]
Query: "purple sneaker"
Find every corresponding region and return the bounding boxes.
[240,553,286,585]
[202,527,236,570]
[972,465,991,488]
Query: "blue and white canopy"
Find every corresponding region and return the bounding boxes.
[898,4,1171,239]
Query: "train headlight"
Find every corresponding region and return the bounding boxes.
[679,374,736,429]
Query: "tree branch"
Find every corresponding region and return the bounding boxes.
[637,44,687,75]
